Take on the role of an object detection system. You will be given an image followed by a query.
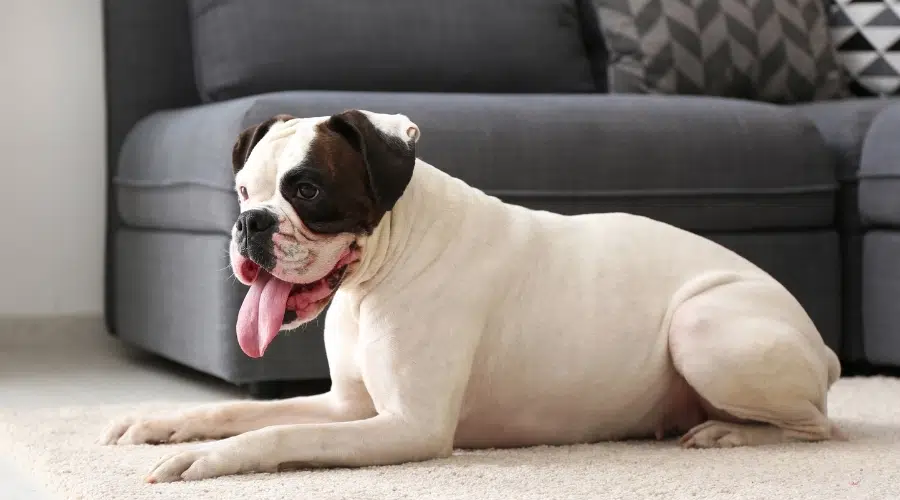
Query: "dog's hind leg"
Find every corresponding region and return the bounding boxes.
[667,274,843,449]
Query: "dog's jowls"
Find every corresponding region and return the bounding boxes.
[100,110,843,483]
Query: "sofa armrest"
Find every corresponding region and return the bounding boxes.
[104,0,200,178]
[104,0,201,332]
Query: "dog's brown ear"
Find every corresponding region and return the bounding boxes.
[231,114,296,174]
[326,110,416,213]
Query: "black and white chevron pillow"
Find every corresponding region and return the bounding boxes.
[589,0,849,103]
[829,0,900,96]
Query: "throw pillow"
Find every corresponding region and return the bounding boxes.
[588,0,848,103]
[829,0,900,96]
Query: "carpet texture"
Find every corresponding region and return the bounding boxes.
[2,377,900,500]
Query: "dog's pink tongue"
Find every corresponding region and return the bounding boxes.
[236,271,292,358]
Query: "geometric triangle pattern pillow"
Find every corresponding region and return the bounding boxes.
[588,0,849,103]
[829,0,900,96]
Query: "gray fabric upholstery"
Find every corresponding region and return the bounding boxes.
[791,99,900,362]
[103,0,202,334]
[840,217,867,363]
[859,103,900,227]
[860,182,900,228]
[114,229,330,383]
[792,98,900,181]
[188,0,597,101]
[115,99,253,233]
[115,91,837,234]
[862,231,900,365]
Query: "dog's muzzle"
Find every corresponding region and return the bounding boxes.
[235,208,278,269]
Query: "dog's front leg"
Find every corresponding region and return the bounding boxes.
[146,413,452,482]
[100,385,374,445]
[146,315,479,482]
[103,295,373,446]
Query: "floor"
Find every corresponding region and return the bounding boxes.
[2,318,897,499]
[2,321,899,499]
[6,376,900,500]
[0,316,244,499]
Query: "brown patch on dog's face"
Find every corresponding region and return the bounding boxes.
[276,123,380,234]
[275,110,417,235]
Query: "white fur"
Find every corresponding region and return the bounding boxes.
[101,111,842,483]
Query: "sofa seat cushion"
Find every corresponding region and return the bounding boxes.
[114,91,837,234]
[793,98,900,182]
[188,0,596,100]
[859,103,900,227]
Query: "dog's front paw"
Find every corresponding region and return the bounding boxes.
[99,414,208,445]
[146,442,275,483]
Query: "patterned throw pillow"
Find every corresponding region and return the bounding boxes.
[589,0,848,103]
[829,0,900,96]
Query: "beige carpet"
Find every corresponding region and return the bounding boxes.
[2,378,900,500]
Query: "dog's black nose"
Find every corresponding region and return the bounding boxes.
[235,209,277,241]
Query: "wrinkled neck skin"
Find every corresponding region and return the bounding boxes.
[343,209,397,289]
[341,159,473,295]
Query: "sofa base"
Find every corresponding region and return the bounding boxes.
[863,231,900,366]
[112,229,331,385]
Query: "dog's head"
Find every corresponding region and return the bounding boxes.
[229,109,420,357]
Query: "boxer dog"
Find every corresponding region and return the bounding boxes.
[101,110,843,483]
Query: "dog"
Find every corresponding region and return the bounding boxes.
[100,110,843,483]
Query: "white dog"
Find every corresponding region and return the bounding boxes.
[101,110,843,483]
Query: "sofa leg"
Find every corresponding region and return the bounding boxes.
[245,381,284,400]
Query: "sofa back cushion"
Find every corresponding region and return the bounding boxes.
[189,0,597,101]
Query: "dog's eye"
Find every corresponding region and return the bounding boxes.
[239,186,249,201]
[296,183,319,200]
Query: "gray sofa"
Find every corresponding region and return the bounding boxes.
[104,0,900,397]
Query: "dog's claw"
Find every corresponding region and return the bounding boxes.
[99,414,207,445]
[98,417,134,445]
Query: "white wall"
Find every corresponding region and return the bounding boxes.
[0,0,105,316]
